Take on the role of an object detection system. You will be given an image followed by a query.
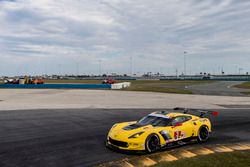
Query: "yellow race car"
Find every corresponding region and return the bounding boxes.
[106,108,218,153]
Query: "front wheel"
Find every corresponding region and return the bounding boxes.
[145,134,160,153]
[197,126,209,142]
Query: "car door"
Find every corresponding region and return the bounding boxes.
[181,116,195,138]
[170,116,194,141]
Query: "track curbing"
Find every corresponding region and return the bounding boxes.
[97,142,250,167]
[192,147,214,155]
[213,145,234,152]
[158,153,178,162]
[139,157,157,166]
[177,150,197,158]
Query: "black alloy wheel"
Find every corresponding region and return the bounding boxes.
[145,134,160,153]
[198,126,209,142]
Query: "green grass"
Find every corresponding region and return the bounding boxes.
[0,79,214,94]
[123,80,214,94]
[45,79,214,94]
[241,92,250,95]
[129,80,213,85]
[153,151,250,167]
[124,86,193,94]
[234,82,250,89]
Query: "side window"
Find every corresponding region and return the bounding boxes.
[172,116,184,124]
[184,116,192,122]
[172,116,191,125]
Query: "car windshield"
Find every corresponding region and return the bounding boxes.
[137,115,172,127]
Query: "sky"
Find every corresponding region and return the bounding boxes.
[0,0,250,76]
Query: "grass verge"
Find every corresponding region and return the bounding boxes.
[124,86,193,94]
[45,79,214,94]
[123,80,214,94]
[234,82,250,89]
[241,92,250,96]
[153,151,250,167]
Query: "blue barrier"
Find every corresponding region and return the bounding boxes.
[0,84,111,89]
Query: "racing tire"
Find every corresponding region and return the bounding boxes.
[197,126,209,142]
[145,134,160,153]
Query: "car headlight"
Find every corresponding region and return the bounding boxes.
[111,123,117,130]
[128,132,145,139]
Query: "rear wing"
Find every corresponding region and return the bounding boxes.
[173,107,219,117]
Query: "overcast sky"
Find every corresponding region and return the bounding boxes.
[0,0,250,76]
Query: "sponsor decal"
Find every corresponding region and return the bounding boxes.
[174,130,185,140]
[166,139,174,143]
[200,119,208,122]
[160,130,172,141]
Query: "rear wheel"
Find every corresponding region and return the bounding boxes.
[197,126,209,142]
[145,134,160,153]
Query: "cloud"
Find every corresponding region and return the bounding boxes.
[0,0,250,76]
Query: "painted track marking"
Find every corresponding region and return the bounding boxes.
[213,146,233,152]
[178,150,197,158]
[122,161,135,167]
[193,147,214,155]
[139,157,157,166]
[229,144,250,151]
[99,143,250,167]
[159,153,178,162]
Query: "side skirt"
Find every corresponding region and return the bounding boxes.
[161,137,198,150]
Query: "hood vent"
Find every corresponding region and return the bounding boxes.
[123,123,143,130]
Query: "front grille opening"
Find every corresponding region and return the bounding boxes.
[109,138,128,148]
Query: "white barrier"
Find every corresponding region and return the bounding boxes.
[111,82,131,89]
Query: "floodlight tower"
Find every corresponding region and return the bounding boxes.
[130,56,133,76]
[239,68,243,75]
[184,51,187,77]
[98,60,102,76]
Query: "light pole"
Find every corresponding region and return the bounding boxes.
[184,51,187,76]
[239,68,243,75]
[58,64,61,76]
[76,62,79,76]
[130,56,133,76]
[76,56,80,76]
[98,60,102,76]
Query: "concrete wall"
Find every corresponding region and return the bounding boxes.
[0,83,132,89]
[0,84,111,89]
[111,82,131,89]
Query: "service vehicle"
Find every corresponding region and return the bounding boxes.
[31,78,44,84]
[106,108,218,152]
[4,78,19,84]
[102,79,116,84]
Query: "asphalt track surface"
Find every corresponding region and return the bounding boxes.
[187,81,247,96]
[0,108,249,167]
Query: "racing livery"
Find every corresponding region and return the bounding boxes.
[106,108,218,152]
